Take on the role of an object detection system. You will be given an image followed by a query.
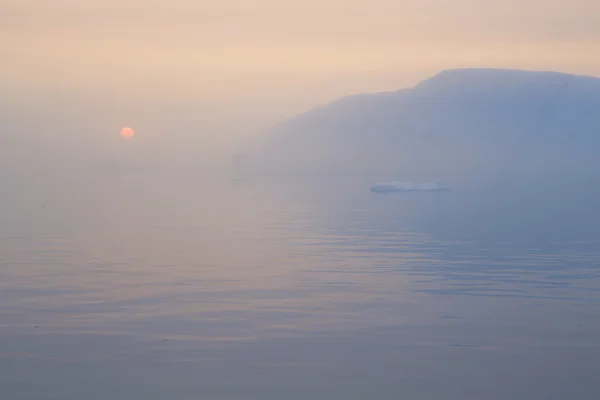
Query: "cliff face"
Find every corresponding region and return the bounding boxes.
[247,68,600,181]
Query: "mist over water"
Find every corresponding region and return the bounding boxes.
[3,67,600,399]
[4,0,600,395]
[3,134,600,399]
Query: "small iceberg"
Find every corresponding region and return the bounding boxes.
[370,181,451,193]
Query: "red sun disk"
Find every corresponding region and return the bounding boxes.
[120,127,135,139]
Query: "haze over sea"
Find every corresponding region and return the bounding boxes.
[3,1,600,396]
[2,153,600,399]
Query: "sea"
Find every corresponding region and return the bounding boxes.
[2,168,600,399]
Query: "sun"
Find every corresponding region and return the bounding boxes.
[120,127,135,139]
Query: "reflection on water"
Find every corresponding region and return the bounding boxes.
[2,175,600,399]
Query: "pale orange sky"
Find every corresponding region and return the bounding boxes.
[2,0,600,126]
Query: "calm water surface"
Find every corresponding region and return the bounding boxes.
[2,172,600,399]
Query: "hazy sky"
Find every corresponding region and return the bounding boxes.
[2,0,600,129]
